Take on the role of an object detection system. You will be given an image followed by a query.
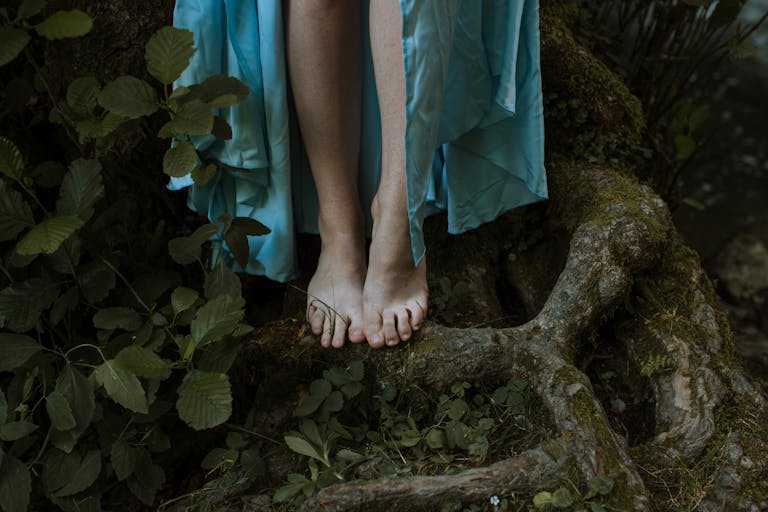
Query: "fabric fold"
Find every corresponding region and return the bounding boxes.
[171,0,548,282]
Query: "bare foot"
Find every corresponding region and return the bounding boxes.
[307,217,367,348]
[363,196,428,348]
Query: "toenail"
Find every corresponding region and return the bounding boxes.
[386,339,397,347]
[370,334,382,344]
[402,334,411,340]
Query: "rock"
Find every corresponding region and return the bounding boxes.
[714,234,768,302]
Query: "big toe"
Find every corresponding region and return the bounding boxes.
[348,313,366,344]
[309,306,325,336]
[364,308,385,349]
[331,315,348,349]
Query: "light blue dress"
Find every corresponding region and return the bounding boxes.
[170,0,548,282]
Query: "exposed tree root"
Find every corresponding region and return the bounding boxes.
[233,153,768,511]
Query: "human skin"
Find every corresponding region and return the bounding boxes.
[284,0,427,349]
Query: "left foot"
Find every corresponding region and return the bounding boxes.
[363,195,428,348]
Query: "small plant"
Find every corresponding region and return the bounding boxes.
[533,476,615,511]
[640,353,677,378]
[272,365,551,507]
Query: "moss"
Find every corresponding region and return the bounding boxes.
[540,3,646,165]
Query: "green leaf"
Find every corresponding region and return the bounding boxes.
[126,449,165,505]
[212,116,233,140]
[200,447,238,470]
[184,74,250,106]
[197,336,241,373]
[320,390,344,414]
[52,450,101,497]
[171,286,198,315]
[323,367,354,386]
[35,9,93,39]
[224,223,250,269]
[0,27,30,67]
[532,491,552,508]
[159,99,213,137]
[16,215,83,255]
[341,382,363,399]
[98,76,159,119]
[204,260,241,299]
[272,481,305,503]
[190,294,245,346]
[0,456,31,512]
[588,475,614,496]
[294,379,332,417]
[232,217,270,236]
[0,333,42,372]
[78,260,116,303]
[110,440,138,481]
[17,0,46,19]
[0,136,24,181]
[93,363,148,414]
[551,487,574,508]
[93,307,142,331]
[144,26,195,85]
[176,370,232,430]
[0,278,58,333]
[46,391,76,431]
[56,159,104,221]
[0,179,34,241]
[447,399,468,421]
[674,134,696,160]
[167,223,219,264]
[191,163,218,186]
[224,217,271,268]
[76,112,126,139]
[284,435,324,462]
[43,449,80,494]
[50,366,94,451]
[54,366,94,428]
[348,360,364,381]
[0,421,38,441]
[114,346,171,380]
[336,448,366,463]
[66,76,100,116]
[424,429,446,449]
[163,141,197,178]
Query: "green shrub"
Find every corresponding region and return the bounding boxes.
[0,3,267,509]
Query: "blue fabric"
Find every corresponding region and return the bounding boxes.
[170,0,548,282]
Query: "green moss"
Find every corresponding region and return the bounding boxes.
[540,3,646,165]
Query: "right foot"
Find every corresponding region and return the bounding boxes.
[307,216,367,348]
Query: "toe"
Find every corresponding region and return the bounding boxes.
[331,314,348,349]
[320,315,332,348]
[382,311,399,347]
[306,303,317,323]
[310,307,325,335]
[348,317,366,344]
[364,307,385,349]
[396,309,412,341]
[407,300,427,330]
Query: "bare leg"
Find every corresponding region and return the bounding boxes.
[285,0,365,348]
[365,0,428,348]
